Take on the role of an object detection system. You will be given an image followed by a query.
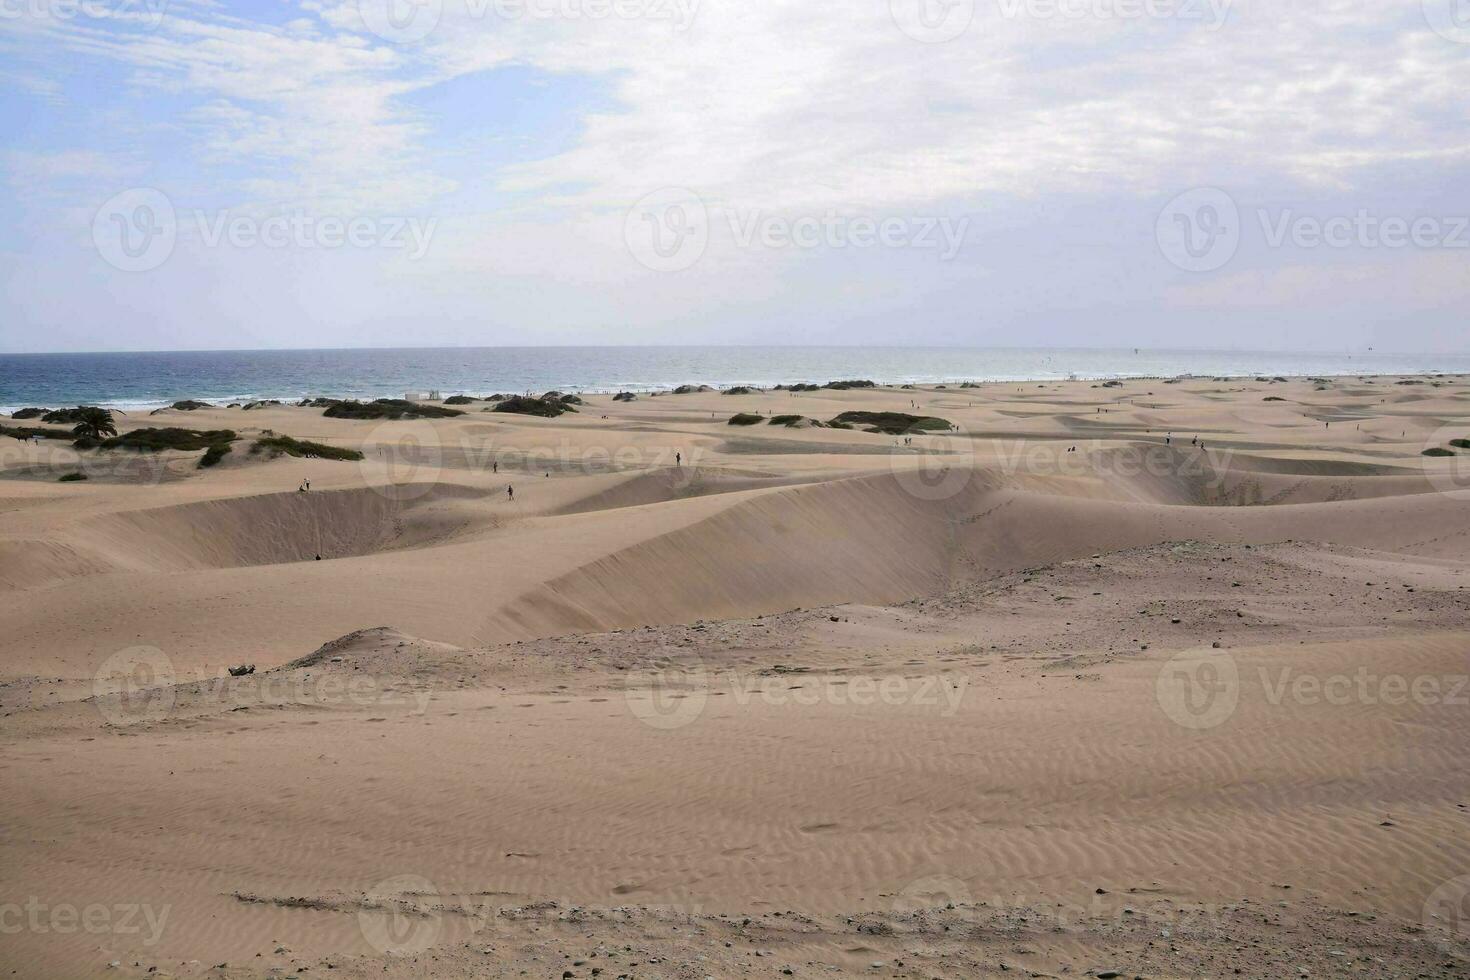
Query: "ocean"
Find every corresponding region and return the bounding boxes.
[2,346,1466,414]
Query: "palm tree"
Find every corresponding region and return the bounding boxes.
[72,407,117,442]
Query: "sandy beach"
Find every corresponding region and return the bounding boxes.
[3,375,1469,979]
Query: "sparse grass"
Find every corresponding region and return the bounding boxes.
[769,414,804,426]
[251,435,364,461]
[58,472,87,482]
[444,395,477,405]
[728,413,763,425]
[823,379,876,390]
[829,411,952,435]
[101,428,237,452]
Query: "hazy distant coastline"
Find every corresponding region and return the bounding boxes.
[4,346,1468,414]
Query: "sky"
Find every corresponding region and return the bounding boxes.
[0,0,1467,353]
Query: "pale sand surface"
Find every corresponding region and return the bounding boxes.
[2,376,1469,978]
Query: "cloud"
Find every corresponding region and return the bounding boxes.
[0,0,1467,350]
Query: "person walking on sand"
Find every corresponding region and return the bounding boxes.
[492,460,498,474]
[507,484,514,501]
[676,451,681,467]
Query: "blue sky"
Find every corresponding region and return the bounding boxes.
[1,0,1468,352]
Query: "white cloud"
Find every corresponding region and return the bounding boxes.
[1,0,1467,350]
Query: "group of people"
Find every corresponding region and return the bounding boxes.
[1162,432,1207,451]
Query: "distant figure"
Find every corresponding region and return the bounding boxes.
[507,484,514,500]
[492,460,498,474]
[304,478,310,491]
[315,554,321,561]
[676,452,682,466]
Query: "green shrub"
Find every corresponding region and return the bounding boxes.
[251,435,364,461]
[1423,447,1456,457]
[1450,439,1470,450]
[322,399,463,420]
[0,424,76,441]
[444,395,477,405]
[828,411,951,435]
[492,396,576,418]
[728,413,763,425]
[170,400,213,411]
[58,472,87,482]
[41,406,101,424]
[101,428,237,452]
[823,380,875,390]
[769,414,804,426]
[199,443,232,467]
[10,408,46,420]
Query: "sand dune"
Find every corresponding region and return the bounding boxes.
[3,376,1469,978]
